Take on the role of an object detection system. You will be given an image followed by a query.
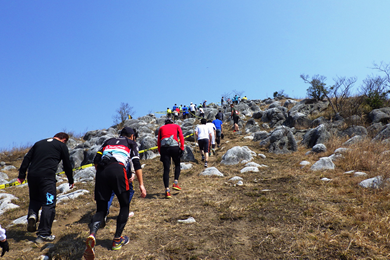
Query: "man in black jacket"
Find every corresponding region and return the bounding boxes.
[18,132,74,242]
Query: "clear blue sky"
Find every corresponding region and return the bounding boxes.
[1,1,390,150]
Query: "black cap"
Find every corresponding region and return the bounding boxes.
[120,127,135,137]
[165,118,174,124]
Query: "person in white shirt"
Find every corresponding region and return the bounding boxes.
[0,225,9,257]
[189,102,196,118]
[199,107,205,118]
[195,119,212,167]
[206,120,216,155]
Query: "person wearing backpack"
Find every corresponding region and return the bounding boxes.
[230,104,240,132]
[158,118,185,199]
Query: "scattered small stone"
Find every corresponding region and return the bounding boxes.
[353,171,367,177]
[0,172,8,180]
[177,217,196,224]
[344,170,355,174]
[321,177,332,182]
[244,162,261,168]
[2,165,16,171]
[240,167,259,173]
[236,180,244,186]
[258,153,266,159]
[300,161,311,168]
[57,189,89,204]
[359,176,383,189]
[180,163,193,170]
[56,183,70,194]
[334,148,350,154]
[228,176,243,182]
[310,157,335,171]
[312,143,327,153]
[199,167,224,177]
[328,153,344,161]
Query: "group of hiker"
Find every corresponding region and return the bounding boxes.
[11,96,244,259]
[167,95,247,120]
[221,95,247,106]
[167,101,206,120]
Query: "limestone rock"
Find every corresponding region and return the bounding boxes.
[221,146,256,165]
[310,157,335,171]
[199,167,224,177]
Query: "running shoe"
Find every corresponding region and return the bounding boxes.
[166,191,172,199]
[36,234,56,242]
[27,213,37,232]
[84,234,96,260]
[172,183,182,191]
[204,162,208,168]
[112,235,129,250]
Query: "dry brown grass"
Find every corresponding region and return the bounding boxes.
[2,131,390,259]
[0,146,30,163]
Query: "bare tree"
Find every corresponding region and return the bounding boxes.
[300,74,329,101]
[360,75,389,109]
[371,61,390,84]
[221,90,245,104]
[232,89,245,98]
[301,74,339,115]
[330,76,357,115]
[113,102,135,124]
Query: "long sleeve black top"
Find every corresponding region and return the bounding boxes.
[18,138,73,184]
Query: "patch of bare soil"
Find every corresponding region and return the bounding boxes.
[1,130,390,259]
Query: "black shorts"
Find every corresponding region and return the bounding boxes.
[233,116,239,124]
[198,139,209,153]
[95,163,129,201]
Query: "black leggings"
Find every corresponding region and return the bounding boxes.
[90,190,130,238]
[27,177,56,236]
[160,146,181,188]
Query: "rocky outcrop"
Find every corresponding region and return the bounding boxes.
[339,126,368,138]
[372,124,390,142]
[261,106,288,128]
[368,108,390,123]
[301,124,331,148]
[267,126,297,154]
[289,99,329,117]
[284,112,312,129]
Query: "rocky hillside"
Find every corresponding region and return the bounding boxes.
[1,97,390,259]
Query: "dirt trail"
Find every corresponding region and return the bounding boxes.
[1,131,390,259]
